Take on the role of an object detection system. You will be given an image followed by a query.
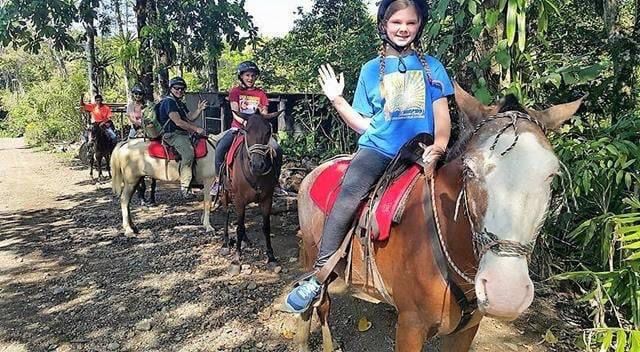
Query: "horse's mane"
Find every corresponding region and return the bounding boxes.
[445,94,525,162]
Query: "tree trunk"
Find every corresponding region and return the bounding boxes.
[84,19,99,97]
[158,50,169,96]
[207,57,219,92]
[113,0,130,99]
[135,0,154,101]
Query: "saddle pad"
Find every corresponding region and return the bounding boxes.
[225,134,245,167]
[310,157,422,241]
[148,138,208,160]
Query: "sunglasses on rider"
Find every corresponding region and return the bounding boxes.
[172,86,186,92]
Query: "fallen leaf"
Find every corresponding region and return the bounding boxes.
[543,328,558,345]
[357,316,372,332]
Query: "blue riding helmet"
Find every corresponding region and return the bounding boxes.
[237,61,260,77]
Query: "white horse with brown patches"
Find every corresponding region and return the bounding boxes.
[294,83,586,351]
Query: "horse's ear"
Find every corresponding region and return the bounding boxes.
[232,110,253,121]
[526,94,587,130]
[454,82,498,125]
[264,109,285,120]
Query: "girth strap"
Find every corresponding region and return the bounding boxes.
[423,179,477,334]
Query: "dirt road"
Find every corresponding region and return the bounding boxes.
[0,138,555,351]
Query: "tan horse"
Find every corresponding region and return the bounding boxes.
[294,84,586,351]
[110,136,218,235]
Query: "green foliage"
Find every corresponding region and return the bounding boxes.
[257,0,377,157]
[550,112,640,349]
[0,0,79,53]
[0,65,87,145]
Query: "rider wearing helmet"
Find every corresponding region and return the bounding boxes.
[126,85,146,139]
[283,0,454,313]
[157,77,208,199]
[211,61,285,196]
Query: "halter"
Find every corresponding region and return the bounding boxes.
[464,110,546,260]
[433,110,547,284]
[240,129,275,176]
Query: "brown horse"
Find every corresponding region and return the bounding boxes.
[220,111,282,266]
[294,84,586,351]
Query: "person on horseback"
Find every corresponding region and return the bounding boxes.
[284,0,454,313]
[126,85,145,139]
[211,60,285,196]
[157,76,207,199]
[81,94,118,144]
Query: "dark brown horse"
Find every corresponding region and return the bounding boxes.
[220,111,282,267]
[89,122,117,179]
[294,84,586,351]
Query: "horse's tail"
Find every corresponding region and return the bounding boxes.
[110,142,125,196]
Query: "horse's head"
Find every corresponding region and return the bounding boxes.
[235,111,279,175]
[452,83,585,320]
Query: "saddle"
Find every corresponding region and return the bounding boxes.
[225,132,245,168]
[148,137,208,160]
[310,133,432,241]
[307,134,433,306]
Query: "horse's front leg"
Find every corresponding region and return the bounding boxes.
[97,155,103,179]
[259,195,276,263]
[106,153,112,178]
[120,183,139,235]
[395,311,427,352]
[149,178,157,204]
[439,323,480,352]
[202,176,215,233]
[89,154,95,179]
[233,202,246,265]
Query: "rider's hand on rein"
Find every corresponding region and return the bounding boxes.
[420,143,445,179]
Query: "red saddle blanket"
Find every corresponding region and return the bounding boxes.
[309,157,422,241]
[148,138,208,160]
[225,133,245,167]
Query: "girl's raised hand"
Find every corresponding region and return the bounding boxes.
[318,64,344,102]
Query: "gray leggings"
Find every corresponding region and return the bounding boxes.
[314,148,391,268]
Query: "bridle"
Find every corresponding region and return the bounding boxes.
[240,129,275,176]
[434,110,547,284]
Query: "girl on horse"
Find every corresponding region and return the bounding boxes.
[126,85,145,139]
[211,61,284,195]
[284,0,454,313]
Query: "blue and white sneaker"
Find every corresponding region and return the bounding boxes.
[284,277,322,313]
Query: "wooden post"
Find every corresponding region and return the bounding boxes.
[278,98,286,132]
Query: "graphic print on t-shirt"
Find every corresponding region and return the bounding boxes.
[382,70,426,120]
[239,94,261,114]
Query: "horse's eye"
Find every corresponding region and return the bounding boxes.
[464,167,476,179]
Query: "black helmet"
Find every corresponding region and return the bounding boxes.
[237,61,260,77]
[131,85,144,94]
[168,76,187,89]
[377,0,429,51]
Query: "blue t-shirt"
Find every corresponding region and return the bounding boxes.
[158,96,190,133]
[352,54,453,158]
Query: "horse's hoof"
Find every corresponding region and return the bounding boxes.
[266,257,278,265]
[124,229,135,236]
[204,225,215,233]
[220,247,230,256]
[229,264,241,276]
